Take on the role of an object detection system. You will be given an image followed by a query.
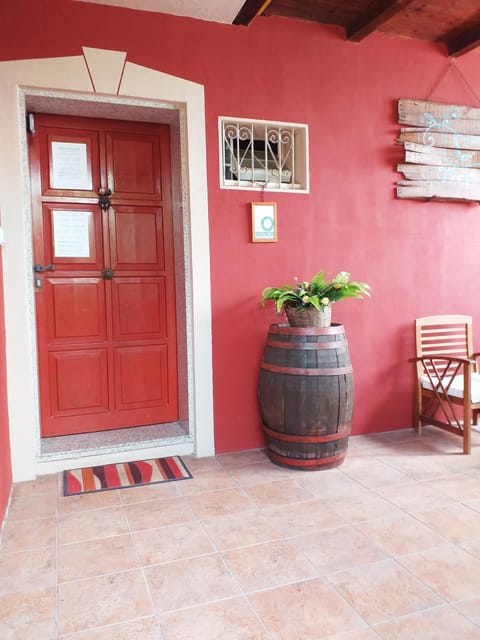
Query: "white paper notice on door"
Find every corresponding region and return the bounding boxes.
[53,210,91,258]
[51,141,91,190]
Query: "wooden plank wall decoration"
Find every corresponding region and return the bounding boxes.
[396,98,480,202]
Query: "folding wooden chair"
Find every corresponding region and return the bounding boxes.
[411,315,480,454]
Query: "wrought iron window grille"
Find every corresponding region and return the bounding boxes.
[219,118,308,192]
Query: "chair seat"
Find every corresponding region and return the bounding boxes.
[421,372,480,403]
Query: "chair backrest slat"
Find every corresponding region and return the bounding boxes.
[415,315,473,377]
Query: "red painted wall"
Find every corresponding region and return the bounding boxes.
[2,0,480,454]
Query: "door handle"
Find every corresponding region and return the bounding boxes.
[33,263,55,273]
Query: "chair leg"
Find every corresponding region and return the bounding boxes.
[413,388,422,435]
[464,400,472,455]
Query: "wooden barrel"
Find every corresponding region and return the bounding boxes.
[258,323,354,470]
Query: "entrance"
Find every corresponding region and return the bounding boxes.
[29,114,178,437]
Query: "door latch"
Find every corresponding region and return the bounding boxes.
[98,188,112,211]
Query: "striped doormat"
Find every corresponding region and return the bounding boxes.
[63,456,192,496]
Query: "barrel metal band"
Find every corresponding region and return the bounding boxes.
[266,339,346,351]
[267,450,346,468]
[269,323,345,336]
[261,362,353,376]
[263,424,351,443]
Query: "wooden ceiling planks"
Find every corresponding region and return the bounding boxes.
[234,0,480,57]
[347,0,416,43]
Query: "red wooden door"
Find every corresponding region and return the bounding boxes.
[29,114,178,437]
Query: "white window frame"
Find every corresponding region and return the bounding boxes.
[219,116,309,193]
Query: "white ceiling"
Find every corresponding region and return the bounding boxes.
[74,0,245,23]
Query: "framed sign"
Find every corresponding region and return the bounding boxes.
[251,202,277,243]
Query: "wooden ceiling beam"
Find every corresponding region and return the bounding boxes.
[233,0,273,26]
[446,21,480,58]
[347,0,415,42]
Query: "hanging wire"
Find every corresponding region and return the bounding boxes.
[426,58,480,106]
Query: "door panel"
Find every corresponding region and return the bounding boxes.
[30,114,178,437]
[107,131,162,199]
[110,206,165,268]
[49,349,108,416]
[112,278,167,339]
[114,345,170,409]
[45,278,106,343]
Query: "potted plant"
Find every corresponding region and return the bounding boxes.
[260,270,371,327]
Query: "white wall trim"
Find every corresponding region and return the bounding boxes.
[0,49,214,481]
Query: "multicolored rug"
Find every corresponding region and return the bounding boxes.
[63,456,192,496]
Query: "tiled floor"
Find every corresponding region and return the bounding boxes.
[2,427,480,639]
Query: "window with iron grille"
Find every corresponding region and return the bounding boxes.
[219,117,309,192]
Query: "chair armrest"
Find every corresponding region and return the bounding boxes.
[409,355,475,365]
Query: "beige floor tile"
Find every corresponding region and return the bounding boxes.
[58,569,154,635]
[7,492,57,521]
[0,546,56,595]
[58,506,130,544]
[133,520,214,566]
[340,458,409,488]
[297,468,372,498]
[11,473,57,499]
[58,533,139,582]
[291,525,386,573]
[58,489,122,515]
[58,616,165,639]
[422,474,480,501]
[217,449,268,470]
[328,559,442,624]
[463,497,480,513]
[262,498,346,536]
[0,516,56,552]
[356,513,446,556]
[459,536,480,559]
[398,544,480,602]
[243,478,314,507]
[176,468,238,495]
[412,503,480,543]
[454,597,480,625]
[223,539,317,592]
[374,454,449,481]
[201,510,282,550]
[250,577,366,639]
[374,481,454,513]
[187,488,256,519]
[0,586,56,640]
[119,481,182,504]
[146,553,240,612]
[321,491,404,524]
[228,461,298,487]
[159,597,270,640]
[373,604,480,639]
[124,496,196,531]
[181,455,223,475]
[326,630,382,640]
[435,451,480,473]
